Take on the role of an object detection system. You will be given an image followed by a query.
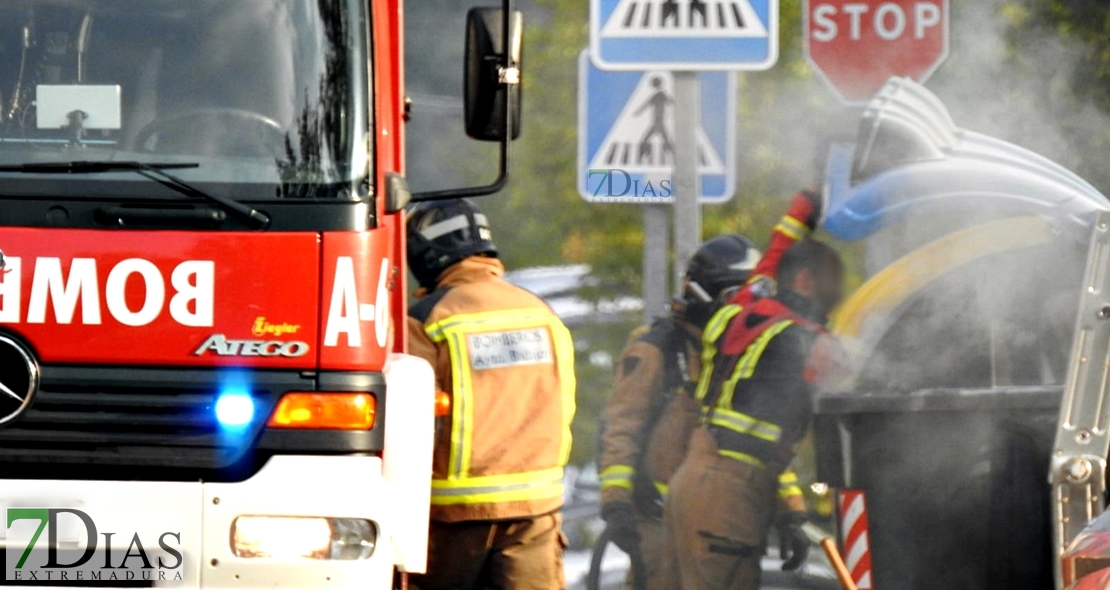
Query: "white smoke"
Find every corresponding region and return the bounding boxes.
[929,0,1110,191]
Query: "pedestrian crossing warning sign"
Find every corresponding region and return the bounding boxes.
[589,72,725,174]
[590,0,778,70]
[578,51,736,203]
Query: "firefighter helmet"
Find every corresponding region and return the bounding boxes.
[675,234,761,327]
[406,199,498,290]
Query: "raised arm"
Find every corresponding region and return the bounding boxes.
[731,190,822,306]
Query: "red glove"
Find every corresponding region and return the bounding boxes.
[794,189,823,230]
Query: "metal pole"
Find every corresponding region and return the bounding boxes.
[642,204,670,324]
[672,71,702,292]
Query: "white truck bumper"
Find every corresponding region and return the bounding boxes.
[0,353,436,590]
[1,455,397,588]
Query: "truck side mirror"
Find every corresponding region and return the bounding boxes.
[464,7,523,142]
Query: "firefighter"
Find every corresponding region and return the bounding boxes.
[405,199,576,590]
[598,234,756,588]
[662,192,846,590]
[598,235,810,590]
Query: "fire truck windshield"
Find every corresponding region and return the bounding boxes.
[0,0,370,201]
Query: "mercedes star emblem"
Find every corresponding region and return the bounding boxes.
[0,335,38,426]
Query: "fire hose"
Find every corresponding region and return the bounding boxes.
[586,526,648,590]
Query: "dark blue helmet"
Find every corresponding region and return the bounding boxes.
[675,234,760,327]
[406,199,498,290]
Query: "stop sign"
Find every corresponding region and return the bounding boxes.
[805,0,949,103]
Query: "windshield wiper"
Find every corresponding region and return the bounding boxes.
[0,161,270,229]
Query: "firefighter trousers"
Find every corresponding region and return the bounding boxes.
[409,512,567,590]
[661,429,778,590]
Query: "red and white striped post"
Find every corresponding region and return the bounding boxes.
[838,490,874,589]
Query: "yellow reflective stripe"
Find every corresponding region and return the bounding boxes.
[601,480,633,492]
[774,221,805,241]
[777,214,811,239]
[734,319,794,380]
[552,321,577,466]
[694,304,744,403]
[600,465,635,477]
[433,467,564,488]
[431,468,565,505]
[779,484,804,500]
[778,471,803,498]
[718,450,765,469]
[718,320,794,410]
[445,331,471,478]
[654,481,669,498]
[599,465,636,491]
[425,309,555,342]
[430,482,565,505]
[703,304,743,348]
[708,408,782,443]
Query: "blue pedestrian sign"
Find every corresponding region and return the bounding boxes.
[590,0,779,71]
[578,51,736,203]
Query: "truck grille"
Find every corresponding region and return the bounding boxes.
[0,366,312,481]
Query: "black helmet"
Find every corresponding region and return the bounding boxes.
[407,199,498,290]
[675,234,761,327]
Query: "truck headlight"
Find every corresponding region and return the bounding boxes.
[231,516,376,560]
[328,518,377,560]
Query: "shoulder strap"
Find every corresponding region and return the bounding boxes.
[408,287,452,324]
[639,318,689,395]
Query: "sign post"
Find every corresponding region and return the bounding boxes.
[587,0,778,315]
[805,0,950,103]
[642,205,669,322]
[672,71,700,292]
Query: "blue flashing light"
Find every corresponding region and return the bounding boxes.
[215,393,255,427]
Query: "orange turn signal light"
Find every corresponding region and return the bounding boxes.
[434,390,452,418]
[267,393,376,430]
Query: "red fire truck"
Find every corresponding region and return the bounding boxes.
[0,0,521,587]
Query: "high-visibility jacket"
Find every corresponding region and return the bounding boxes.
[690,189,841,473]
[408,256,577,523]
[695,296,830,472]
[599,317,807,516]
